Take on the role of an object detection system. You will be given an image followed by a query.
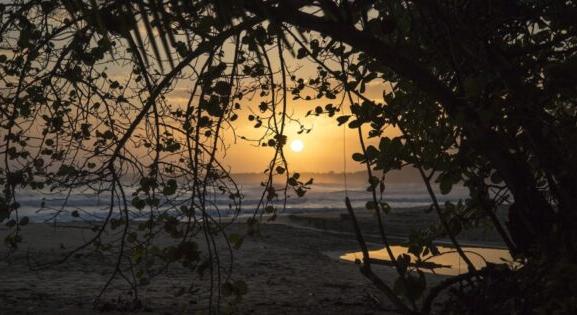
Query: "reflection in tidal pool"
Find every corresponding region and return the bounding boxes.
[337,245,515,276]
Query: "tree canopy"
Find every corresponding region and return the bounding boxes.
[1,0,577,314]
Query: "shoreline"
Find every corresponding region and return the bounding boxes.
[0,208,507,314]
[1,221,405,314]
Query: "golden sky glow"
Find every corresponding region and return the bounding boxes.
[99,38,400,174]
[219,91,400,173]
[161,74,398,173]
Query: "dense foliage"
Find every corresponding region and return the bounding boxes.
[1,0,576,314]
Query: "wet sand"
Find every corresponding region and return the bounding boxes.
[0,208,505,314]
[0,222,400,314]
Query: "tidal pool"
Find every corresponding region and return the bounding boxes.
[333,245,515,276]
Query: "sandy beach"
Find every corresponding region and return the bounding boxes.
[0,209,505,314]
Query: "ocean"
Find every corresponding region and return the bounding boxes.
[13,181,469,223]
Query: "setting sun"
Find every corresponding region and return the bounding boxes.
[290,139,304,152]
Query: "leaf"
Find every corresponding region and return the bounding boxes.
[352,153,365,162]
[127,232,137,243]
[337,115,351,126]
[365,201,376,210]
[19,216,29,226]
[162,179,177,196]
[428,245,440,256]
[408,244,423,258]
[0,208,8,222]
[213,81,231,95]
[490,172,503,184]
[174,41,188,57]
[229,233,244,249]
[380,202,391,214]
[205,99,224,117]
[405,271,427,301]
[439,177,453,195]
[348,119,362,128]
[365,145,379,160]
[296,187,306,197]
[296,48,307,59]
[132,196,146,210]
[397,253,411,274]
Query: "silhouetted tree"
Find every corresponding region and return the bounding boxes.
[1,1,576,314]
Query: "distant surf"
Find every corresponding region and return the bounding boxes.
[13,182,469,223]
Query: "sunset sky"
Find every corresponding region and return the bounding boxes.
[214,82,394,174]
[94,33,398,174]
